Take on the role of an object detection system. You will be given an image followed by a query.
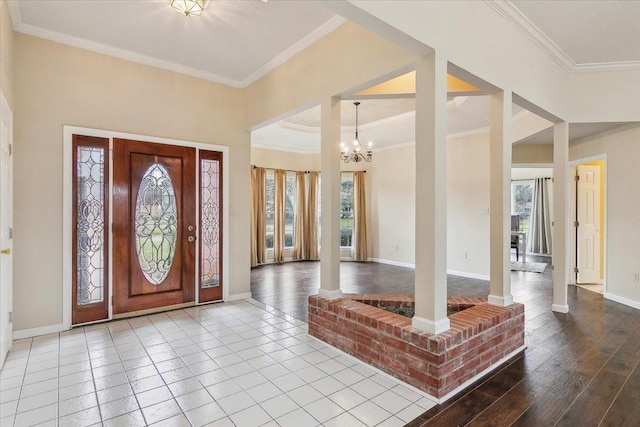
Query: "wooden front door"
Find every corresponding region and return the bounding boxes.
[113,138,196,314]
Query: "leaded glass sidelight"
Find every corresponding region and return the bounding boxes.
[76,146,106,305]
[135,164,178,285]
[201,158,220,288]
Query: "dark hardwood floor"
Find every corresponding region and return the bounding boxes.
[251,257,640,426]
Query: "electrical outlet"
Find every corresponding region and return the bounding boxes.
[394,245,399,251]
[463,252,468,259]
[634,273,640,282]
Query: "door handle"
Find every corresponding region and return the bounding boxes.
[187,236,196,242]
[1,248,10,255]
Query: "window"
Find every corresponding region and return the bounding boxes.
[285,171,296,248]
[341,174,354,247]
[511,180,533,232]
[265,169,274,249]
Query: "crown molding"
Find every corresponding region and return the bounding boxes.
[6,2,346,88]
[239,15,347,87]
[486,1,640,74]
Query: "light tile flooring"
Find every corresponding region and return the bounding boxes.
[0,299,435,426]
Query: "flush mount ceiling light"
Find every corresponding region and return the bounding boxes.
[170,0,204,16]
[340,102,373,163]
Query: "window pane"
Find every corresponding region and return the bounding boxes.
[511,182,533,232]
[76,146,106,305]
[265,170,274,249]
[341,175,354,247]
[285,172,296,248]
[201,158,220,288]
[134,164,177,285]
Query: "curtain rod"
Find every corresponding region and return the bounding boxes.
[252,165,366,174]
[511,177,550,182]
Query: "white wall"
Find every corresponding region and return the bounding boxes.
[570,124,640,307]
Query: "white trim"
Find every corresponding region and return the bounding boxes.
[226,292,252,302]
[486,1,640,74]
[604,292,640,311]
[552,304,569,313]
[13,324,64,340]
[63,126,230,327]
[435,345,527,403]
[370,257,415,269]
[488,294,515,307]
[7,4,346,88]
[318,288,343,300]
[412,316,450,335]
[447,270,490,281]
[239,16,347,87]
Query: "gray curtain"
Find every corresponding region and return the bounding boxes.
[528,177,552,254]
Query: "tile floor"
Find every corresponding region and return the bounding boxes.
[0,299,435,426]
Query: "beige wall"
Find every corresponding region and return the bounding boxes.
[13,34,250,331]
[570,124,640,306]
[251,147,320,171]
[513,144,553,164]
[244,22,419,129]
[1,0,14,107]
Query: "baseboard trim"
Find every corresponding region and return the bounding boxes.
[447,270,490,281]
[552,304,569,313]
[370,258,415,269]
[227,292,252,302]
[13,323,65,340]
[604,292,640,311]
[436,345,527,403]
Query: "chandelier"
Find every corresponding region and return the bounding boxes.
[170,0,204,16]
[340,102,373,163]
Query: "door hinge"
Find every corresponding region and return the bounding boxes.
[8,312,12,323]
[574,221,579,227]
[8,144,12,156]
[575,174,580,181]
[574,267,579,273]
[8,228,12,239]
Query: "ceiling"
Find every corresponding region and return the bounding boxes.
[7,1,638,151]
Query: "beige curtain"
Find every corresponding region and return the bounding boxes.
[293,172,306,259]
[306,172,319,260]
[250,167,266,267]
[352,171,368,261]
[273,169,286,263]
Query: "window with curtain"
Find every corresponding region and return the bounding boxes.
[511,180,533,232]
[265,169,275,249]
[341,173,354,247]
[285,171,296,248]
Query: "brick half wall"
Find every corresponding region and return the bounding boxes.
[308,294,524,399]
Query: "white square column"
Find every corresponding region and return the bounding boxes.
[319,96,342,300]
[488,90,514,307]
[412,52,450,334]
[552,122,569,313]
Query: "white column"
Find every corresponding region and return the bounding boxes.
[319,96,342,300]
[412,52,450,334]
[488,90,514,307]
[552,122,569,313]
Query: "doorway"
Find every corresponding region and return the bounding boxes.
[574,160,605,290]
[0,92,13,366]
[67,129,227,326]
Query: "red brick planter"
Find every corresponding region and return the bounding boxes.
[308,294,525,400]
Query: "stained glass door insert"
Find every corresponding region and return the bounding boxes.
[199,150,223,303]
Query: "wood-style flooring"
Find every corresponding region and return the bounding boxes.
[250,258,640,426]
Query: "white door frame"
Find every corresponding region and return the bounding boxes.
[63,126,230,330]
[0,92,13,366]
[568,154,607,291]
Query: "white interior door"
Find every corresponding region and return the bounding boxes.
[0,93,13,367]
[577,164,600,284]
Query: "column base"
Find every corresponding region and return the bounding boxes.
[488,294,514,307]
[412,315,450,334]
[552,304,569,313]
[318,288,342,300]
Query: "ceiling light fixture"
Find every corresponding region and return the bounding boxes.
[340,102,373,163]
[170,0,204,16]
